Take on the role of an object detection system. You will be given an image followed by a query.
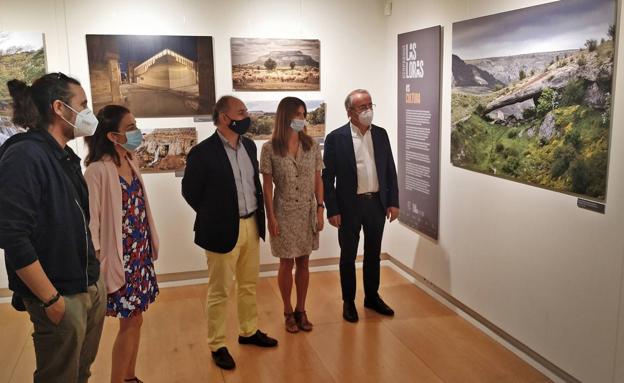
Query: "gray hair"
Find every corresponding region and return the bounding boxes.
[344,89,371,110]
[212,95,242,125]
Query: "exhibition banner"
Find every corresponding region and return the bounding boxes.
[397,26,442,240]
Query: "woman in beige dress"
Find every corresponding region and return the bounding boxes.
[260,97,324,333]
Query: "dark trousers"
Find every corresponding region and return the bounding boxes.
[338,194,386,302]
[23,278,107,383]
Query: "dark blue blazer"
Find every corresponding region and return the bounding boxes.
[182,132,265,253]
[322,123,399,218]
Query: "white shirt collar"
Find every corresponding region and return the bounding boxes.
[350,121,371,137]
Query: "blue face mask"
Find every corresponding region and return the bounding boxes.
[113,129,143,152]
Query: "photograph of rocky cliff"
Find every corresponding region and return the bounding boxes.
[0,32,46,146]
[451,0,616,201]
[231,38,320,91]
[86,35,215,118]
[135,128,197,173]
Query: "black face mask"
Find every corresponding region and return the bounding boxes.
[226,115,251,135]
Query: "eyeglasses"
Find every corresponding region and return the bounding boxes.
[352,103,376,113]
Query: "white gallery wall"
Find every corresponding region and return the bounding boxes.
[379,0,624,382]
[1,0,624,382]
[0,0,388,280]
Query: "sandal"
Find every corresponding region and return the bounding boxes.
[284,312,299,333]
[124,378,144,383]
[294,310,313,332]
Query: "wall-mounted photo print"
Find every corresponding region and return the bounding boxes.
[231,38,320,91]
[451,0,616,202]
[86,35,215,118]
[0,32,46,146]
[244,100,325,144]
[135,128,197,173]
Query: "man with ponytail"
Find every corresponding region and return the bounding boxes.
[0,73,106,383]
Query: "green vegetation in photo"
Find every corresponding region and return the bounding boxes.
[0,48,46,113]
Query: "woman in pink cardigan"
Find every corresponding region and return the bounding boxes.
[84,105,159,383]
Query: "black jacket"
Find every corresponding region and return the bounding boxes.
[322,123,399,218]
[0,129,99,300]
[182,131,265,253]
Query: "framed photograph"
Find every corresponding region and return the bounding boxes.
[451,0,616,201]
[86,35,215,118]
[0,32,46,145]
[231,38,320,91]
[244,100,325,144]
[135,128,197,173]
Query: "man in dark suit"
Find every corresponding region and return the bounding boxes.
[323,89,400,323]
[182,96,278,371]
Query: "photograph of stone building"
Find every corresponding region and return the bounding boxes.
[86,35,215,118]
[135,128,197,173]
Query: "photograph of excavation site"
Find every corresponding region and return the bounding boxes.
[451,0,616,201]
[231,38,320,91]
[86,34,215,118]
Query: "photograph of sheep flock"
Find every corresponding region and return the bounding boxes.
[231,38,320,91]
[451,0,616,201]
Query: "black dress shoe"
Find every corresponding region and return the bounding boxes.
[343,301,359,323]
[238,330,278,347]
[364,296,395,316]
[211,347,236,370]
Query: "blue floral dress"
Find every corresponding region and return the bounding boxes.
[106,175,159,318]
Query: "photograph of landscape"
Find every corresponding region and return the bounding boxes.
[451,0,616,201]
[231,38,320,91]
[244,100,325,143]
[0,32,46,146]
[86,35,215,118]
[135,128,197,173]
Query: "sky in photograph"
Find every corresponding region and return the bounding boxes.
[0,32,44,52]
[88,35,204,73]
[231,38,320,65]
[453,0,616,60]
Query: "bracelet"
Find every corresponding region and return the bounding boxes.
[41,292,61,308]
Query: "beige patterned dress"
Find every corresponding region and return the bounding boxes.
[260,140,324,259]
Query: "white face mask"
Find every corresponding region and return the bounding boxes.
[59,101,99,138]
[290,119,307,132]
[358,109,374,126]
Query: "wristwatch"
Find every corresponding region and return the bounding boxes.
[41,292,61,308]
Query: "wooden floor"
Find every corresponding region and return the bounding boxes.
[0,267,551,383]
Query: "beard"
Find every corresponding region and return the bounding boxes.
[60,110,76,141]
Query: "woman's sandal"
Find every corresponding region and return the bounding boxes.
[284,312,300,333]
[124,378,144,383]
[294,310,313,332]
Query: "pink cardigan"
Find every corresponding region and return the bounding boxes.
[84,155,159,294]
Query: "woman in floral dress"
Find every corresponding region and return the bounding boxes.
[85,105,159,383]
